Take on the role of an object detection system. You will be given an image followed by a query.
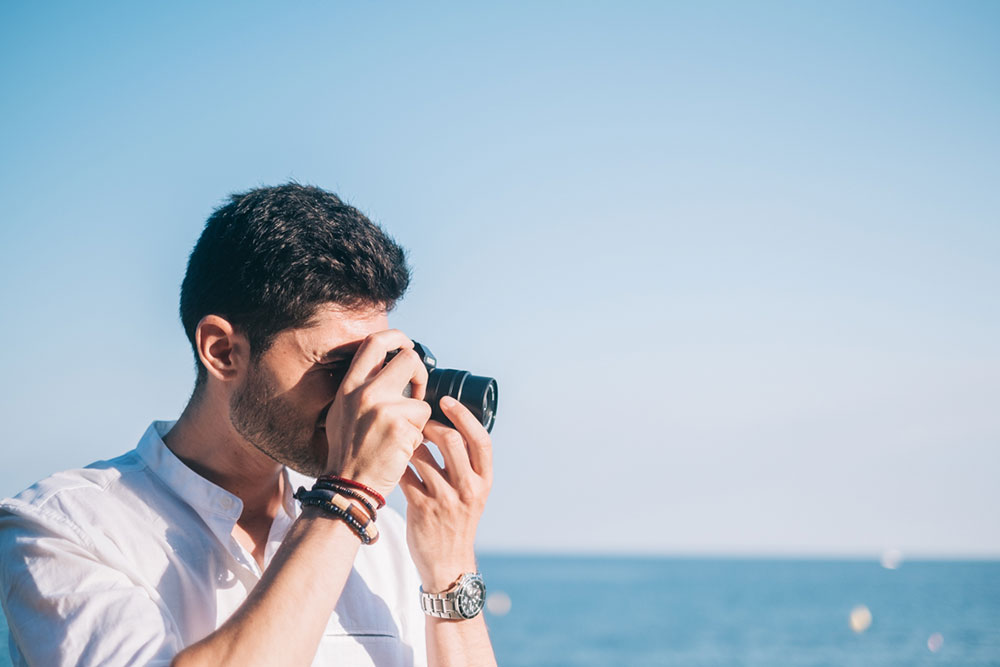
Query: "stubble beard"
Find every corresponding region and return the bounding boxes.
[229,362,327,476]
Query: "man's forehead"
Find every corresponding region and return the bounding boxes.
[292,303,389,360]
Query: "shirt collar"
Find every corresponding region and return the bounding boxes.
[136,421,301,547]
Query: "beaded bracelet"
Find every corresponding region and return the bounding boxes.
[300,497,378,545]
[294,487,380,545]
[295,487,374,531]
[316,475,386,509]
[296,490,378,545]
[312,481,377,522]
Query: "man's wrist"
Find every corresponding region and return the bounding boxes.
[419,560,478,594]
[298,505,365,538]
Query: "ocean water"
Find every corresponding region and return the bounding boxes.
[477,556,1000,666]
[2,556,998,665]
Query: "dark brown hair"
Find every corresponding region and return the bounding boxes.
[180,183,410,387]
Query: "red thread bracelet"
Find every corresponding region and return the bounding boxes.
[317,475,386,509]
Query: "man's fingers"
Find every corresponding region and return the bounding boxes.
[422,419,473,481]
[398,399,434,434]
[374,348,429,401]
[438,396,493,480]
[340,329,413,393]
[383,400,432,447]
[328,397,430,437]
[409,443,448,495]
[399,466,429,502]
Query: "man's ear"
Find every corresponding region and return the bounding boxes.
[194,315,248,383]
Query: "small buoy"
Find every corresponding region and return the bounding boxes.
[927,632,944,653]
[849,605,872,633]
[486,591,512,616]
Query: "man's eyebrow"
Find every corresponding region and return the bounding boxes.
[318,344,361,364]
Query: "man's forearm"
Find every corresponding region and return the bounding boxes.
[400,397,498,666]
[427,616,497,667]
[172,508,360,667]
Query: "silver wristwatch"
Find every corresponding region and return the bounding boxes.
[420,572,486,620]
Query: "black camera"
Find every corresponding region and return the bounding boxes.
[389,342,498,433]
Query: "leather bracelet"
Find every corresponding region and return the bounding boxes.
[296,487,375,532]
[312,481,377,522]
[316,475,386,509]
[294,487,380,545]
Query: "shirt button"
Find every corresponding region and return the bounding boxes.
[221,497,235,510]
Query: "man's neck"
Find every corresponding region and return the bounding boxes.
[163,391,285,523]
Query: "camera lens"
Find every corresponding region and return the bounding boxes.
[388,342,499,433]
[426,368,498,433]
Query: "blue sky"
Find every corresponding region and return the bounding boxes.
[1,1,997,556]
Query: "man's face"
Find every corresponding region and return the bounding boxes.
[229,303,389,476]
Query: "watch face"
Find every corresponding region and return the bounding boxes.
[458,576,486,619]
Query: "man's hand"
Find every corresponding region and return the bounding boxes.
[399,396,493,592]
[323,330,432,497]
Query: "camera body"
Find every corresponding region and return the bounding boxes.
[392,342,498,433]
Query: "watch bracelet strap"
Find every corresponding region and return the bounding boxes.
[419,572,485,620]
[420,591,466,619]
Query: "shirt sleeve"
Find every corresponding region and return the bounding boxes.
[0,502,182,667]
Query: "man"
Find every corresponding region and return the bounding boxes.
[0,184,496,666]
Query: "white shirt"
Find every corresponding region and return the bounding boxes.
[0,421,427,667]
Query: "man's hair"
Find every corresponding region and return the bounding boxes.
[180,183,410,388]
